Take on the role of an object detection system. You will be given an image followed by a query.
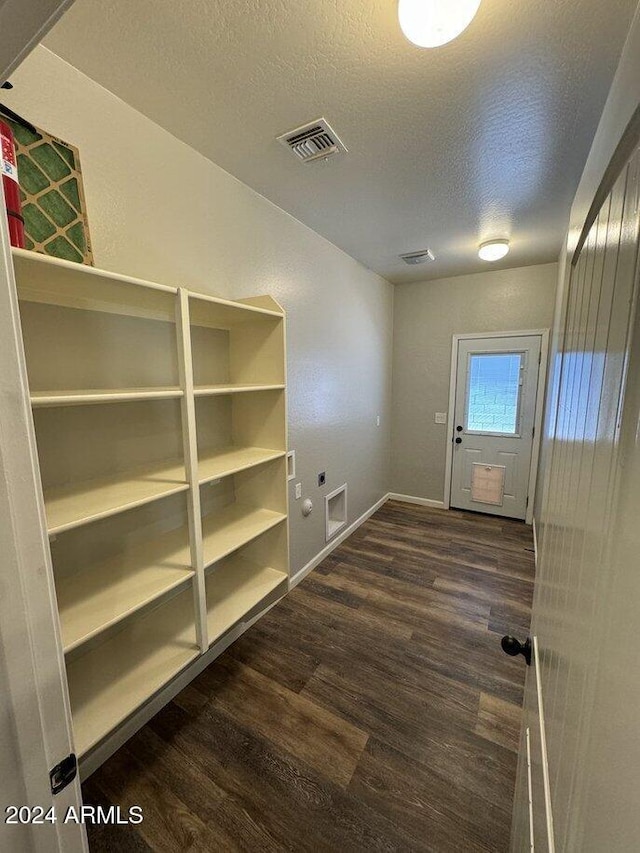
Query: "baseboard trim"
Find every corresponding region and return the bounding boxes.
[387,492,445,509]
[289,492,389,590]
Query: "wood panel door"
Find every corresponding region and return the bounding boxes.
[510,141,640,851]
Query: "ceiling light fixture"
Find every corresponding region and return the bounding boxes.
[478,239,510,262]
[398,0,481,48]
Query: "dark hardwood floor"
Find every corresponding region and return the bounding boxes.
[83,501,535,853]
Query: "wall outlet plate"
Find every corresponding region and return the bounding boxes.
[435,412,447,424]
[318,471,326,486]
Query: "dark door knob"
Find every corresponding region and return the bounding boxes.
[501,635,532,666]
[455,437,462,444]
[456,425,463,432]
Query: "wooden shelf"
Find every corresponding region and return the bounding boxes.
[67,589,199,756]
[198,446,285,485]
[189,291,283,329]
[206,556,288,644]
[202,504,286,568]
[31,387,183,408]
[194,383,285,397]
[57,526,193,653]
[13,247,177,321]
[45,460,188,535]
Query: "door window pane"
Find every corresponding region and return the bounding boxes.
[466,353,523,434]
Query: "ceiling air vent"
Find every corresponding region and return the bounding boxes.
[399,249,436,265]
[277,118,347,164]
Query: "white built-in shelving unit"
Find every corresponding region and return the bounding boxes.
[13,247,289,761]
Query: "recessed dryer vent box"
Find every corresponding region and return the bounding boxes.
[325,483,347,542]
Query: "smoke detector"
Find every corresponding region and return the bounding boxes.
[277,118,347,163]
[399,249,436,265]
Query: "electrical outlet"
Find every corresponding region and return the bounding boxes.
[295,482,302,500]
[318,471,326,487]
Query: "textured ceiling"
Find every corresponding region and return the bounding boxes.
[43,0,636,283]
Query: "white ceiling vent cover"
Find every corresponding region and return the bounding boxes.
[277,118,347,163]
[399,249,436,265]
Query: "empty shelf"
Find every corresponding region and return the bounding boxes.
[194,383,285,397]
[198,446,285,484]
[189,291,283,328]
[207,556,288,643]
[202,504,286,568]
[31,387,183,407]
[45,460,188,535]
[57,526,193,653]
[67,589,199,756]
[13,247,177,321]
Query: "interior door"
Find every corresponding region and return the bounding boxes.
[510,140,640,851]
[0,174,86,853]
[0,3,85,852]
[450,335,542,520]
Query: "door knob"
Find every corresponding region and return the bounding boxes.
[456,425,463,432]
[501,635,531,666]
[455,437,462,444]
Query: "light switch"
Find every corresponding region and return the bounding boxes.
[295,482,302,500]
[435,412,447,424]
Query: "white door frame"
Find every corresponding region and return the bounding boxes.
[0,4,87,849]
[0,117,86,853]
[443,329,550,525]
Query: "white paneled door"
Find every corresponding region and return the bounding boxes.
[511,141,640,851]
[0,4,86,853]
[450,334,542,520]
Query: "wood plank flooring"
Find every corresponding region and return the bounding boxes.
[83,501,535,852]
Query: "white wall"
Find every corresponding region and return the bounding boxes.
[391,263,558,502]
[5,46,394,576]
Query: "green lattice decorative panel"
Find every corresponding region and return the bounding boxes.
[5,116,93,265]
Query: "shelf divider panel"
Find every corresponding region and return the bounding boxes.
[177,288,209,652]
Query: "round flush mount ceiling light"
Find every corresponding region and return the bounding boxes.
[478,239,510,262]
[398,0,481,48]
